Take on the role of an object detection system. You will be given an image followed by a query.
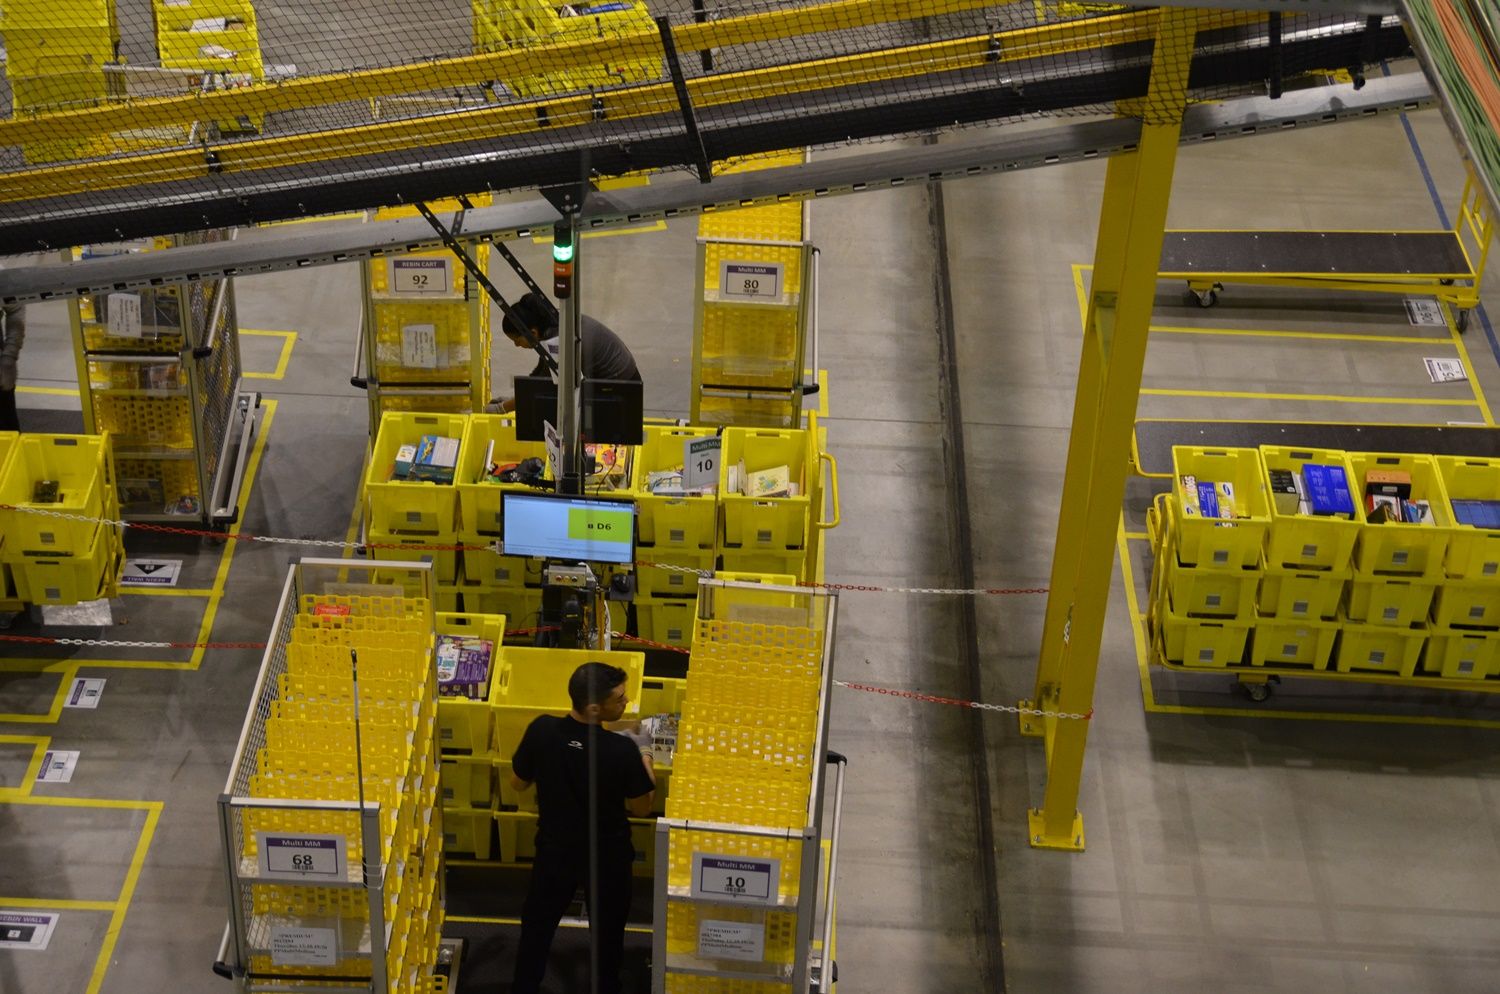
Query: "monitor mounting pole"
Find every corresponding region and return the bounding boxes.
[542,174,589,496]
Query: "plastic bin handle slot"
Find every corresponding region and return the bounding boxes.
[817,451,840,530]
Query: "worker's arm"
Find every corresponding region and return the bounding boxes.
[625,752,656,817]
[509,771,533,793]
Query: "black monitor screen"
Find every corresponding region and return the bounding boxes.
[513,375,557,442]
[582,378,644,444]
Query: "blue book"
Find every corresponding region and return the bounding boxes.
[1301,464,1354,516]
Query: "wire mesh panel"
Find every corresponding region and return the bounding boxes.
[0,3,1413,250]
[219,559,446,993]
[653,579,837,993]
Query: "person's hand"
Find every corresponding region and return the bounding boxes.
[618,720,653,753]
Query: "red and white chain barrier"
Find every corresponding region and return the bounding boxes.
[0,504,1049,597]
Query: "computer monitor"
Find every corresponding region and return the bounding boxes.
[513,375,643,444]
[502,491,636,564]
[513,375,557,442]
[582,377,644,444]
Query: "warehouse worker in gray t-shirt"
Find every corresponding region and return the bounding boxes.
[492,290,640,412]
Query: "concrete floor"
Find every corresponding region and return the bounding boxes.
[8,77,1500,994]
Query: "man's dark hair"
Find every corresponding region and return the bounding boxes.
[569,661,628,712]
[503,290,557,341]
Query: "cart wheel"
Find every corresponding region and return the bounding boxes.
[1440,278,1456,286]
[1244,682,1271,703]
[1457,309,1471,334]
[1192,287,1218,308]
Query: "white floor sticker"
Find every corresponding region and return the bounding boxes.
[120,559,182,587]
[35,750,79,784]
[64,678,105,710]
[0,911,59,950]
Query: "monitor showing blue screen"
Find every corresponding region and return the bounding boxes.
[502,492,635,564]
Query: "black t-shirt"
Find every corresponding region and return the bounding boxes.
[511,715,654,850]
[528,315,642,383]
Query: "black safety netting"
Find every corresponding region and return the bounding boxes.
[0,0,1410,247]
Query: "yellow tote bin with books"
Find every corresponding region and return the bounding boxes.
[1435,455,1500,578]
[1170,446,1270,569]
[434,611,505,753]
[720,427,811,551]
[365,411,469,534]
[631,424,719,551]
[1348,452,1453,577]
[1259,445,1364,570]
[1423,627,1500,680]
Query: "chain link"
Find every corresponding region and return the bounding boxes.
[2,504,1050,596]
[833,680,1092,721]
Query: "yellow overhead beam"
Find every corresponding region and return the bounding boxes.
[0,7,1266,206]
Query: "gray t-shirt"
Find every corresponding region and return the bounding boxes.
[530,315,641,382]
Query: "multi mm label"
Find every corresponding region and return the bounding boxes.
[690,853,779,905]
[719,261,783,301]
[256,833,347,882]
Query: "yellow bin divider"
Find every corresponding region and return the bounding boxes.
[365,412,469,534]
[1257,566,1348,621]
[439,755,495,809]
[1249,615,1340,669]
[1170,446,1271,568]
[1422,626,1500,680]
[1156,592,1252,668]
[631,424,720,550]
[0,433,114,556]
[456,415,549,537]
[365,529,459,585]
[491,646,646,759]
[1259,445,1364,570]
[459,541,542,589]
[1345,575,1439,627]
[1348,452,1453,577]
[1430,580,1500,629]
[1435,455,1500,579]
[1334,619,1427,677]
[441,802,496,859]
[434,611,505,754]
[1162,554,1259,619]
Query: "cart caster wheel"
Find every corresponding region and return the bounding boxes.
[1189,284,1221,308]
[1244,682,1271,703]
[1457,309,1471,334]
[1440,278,1456,286]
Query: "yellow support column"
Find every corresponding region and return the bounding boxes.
[1026,8,1199,850]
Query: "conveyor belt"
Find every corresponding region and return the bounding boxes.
[1132,419,1500,476]
[1158,230,1471,277]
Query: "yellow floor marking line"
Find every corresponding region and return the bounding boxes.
[1115,515,1158,710]
[16,385,81,397]
[0,897,118,911]
[1140,387,1476,406]
[0,661,79,723]
[1150,324,1447,345]
[1123,530,1147,540]
[120,587,217,598]
[1447,310,1495,426]
[0,734,49,798]
[531,220,666,244]
[87,800,162,994]
[241,329,298,381]
[1072,263,1090,319]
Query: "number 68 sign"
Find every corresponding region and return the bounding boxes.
[256,832,348,882]
[690,852,780,905]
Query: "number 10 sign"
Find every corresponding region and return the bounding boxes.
[690,852,780,905]
[256,832,348,882]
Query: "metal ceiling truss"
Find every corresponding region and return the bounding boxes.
[0,71,1434,305]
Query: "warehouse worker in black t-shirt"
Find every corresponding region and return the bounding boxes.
[492,290,641,413]
[509,661,655,994]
